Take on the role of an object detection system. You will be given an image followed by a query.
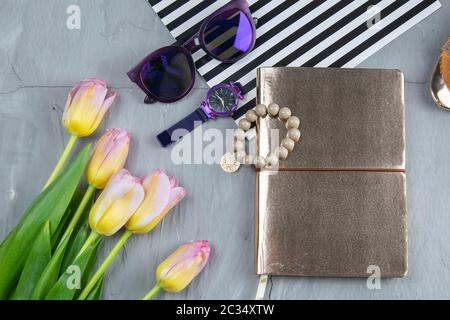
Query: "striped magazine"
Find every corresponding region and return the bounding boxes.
[148,0,441,136]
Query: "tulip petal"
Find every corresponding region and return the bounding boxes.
[168,176,179,188]
[62,80,84,119]
[89,170,142,235]
[125,170,171,232]
[166,187,186,211]
[95,183,144,236]
[92,84,108,110]
[127,186,185,234]
[88,90,117,134]
[69,79,92,97]
[85,128,130,188]
[65,83,100,136]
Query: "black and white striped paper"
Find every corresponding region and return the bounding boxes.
[148,0,441,135]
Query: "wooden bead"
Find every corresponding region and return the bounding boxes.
[287,128,301,142]
[286,116,300,129]
[281,138,295,152]
[266,153,279,166]
[255,104,267,117]
[235,150,246,162]
[267,103,280,116]
[234,129,246,141]
[278,107,291,121]
[244,154,254,165]
[245,110,258,122]
[254,156,266,169]
[239,118,251,131]
[234,140,245,152]
[275,146,289,160]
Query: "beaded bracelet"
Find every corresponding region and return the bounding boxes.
[220,103,301,173]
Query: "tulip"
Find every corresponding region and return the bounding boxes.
[125,170,186,234]
[86,128,131,189]
[44,78,116,189]
[75,170,144,297]
[62,78,116,137]
[88,169,144,236]
[142,241,211,300]
[76,169,144,258]
[78,169,186,300]
[55,129,131,250]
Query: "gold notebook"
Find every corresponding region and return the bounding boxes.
[255,67,407,277]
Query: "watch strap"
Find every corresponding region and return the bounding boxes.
[233,82,246,96]
[157,108,209,147]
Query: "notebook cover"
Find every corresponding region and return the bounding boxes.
[255,67,407,277]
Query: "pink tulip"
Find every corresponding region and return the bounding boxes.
[156,241,211,293]
[125,169,186,234]
[89,169,144,236]
[86,128,131,189]
[63,78,116,137]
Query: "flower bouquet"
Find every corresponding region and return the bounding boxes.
[0,79,210,300]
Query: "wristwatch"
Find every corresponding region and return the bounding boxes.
[156,82,245,147]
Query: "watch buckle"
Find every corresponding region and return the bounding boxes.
[230,82,245,100]
[200,101,216,119]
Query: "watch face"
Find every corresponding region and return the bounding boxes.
[207,86,238,115]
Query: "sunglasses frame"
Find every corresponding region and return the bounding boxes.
[127,0,256,104]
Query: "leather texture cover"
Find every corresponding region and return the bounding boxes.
[255,67,407,277]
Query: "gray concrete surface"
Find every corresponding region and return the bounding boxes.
[0,0,449,299]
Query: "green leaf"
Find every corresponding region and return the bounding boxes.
[45,237,101,300]
[86,276,104,300]
[30,230,72,300]
[9,222,52,300]
[56,186,96,269]
[0,144,91,299]
[51,188,89,250]
[78,237,103,299]
[61,224,90,274]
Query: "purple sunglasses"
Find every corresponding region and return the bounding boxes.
[127,0,256,104]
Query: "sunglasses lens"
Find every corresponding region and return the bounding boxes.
[140,48,194,101]
[204,9,254,61]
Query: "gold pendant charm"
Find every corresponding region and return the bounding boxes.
[220,153,240,173]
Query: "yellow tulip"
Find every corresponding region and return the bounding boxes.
[45,78,116,189]
[89,169,144,236]
[125,170,186,234]
[79,170,187,300]
[86,128,131,189]
[62,78,116,137]
[152,240,210,296]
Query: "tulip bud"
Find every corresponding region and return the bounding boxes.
[156,241,210,293]
[86,128,131,189]
[63,78,117,137]
[125,170,186,234]
[89,169,144,236]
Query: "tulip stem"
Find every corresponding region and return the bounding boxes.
[44,134,78,189]
[77,230,100,259]
[78,230,133,300]
[57,184,96,249]
[142,285,161,300]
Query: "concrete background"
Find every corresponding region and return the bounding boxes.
[0,0,449,299]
